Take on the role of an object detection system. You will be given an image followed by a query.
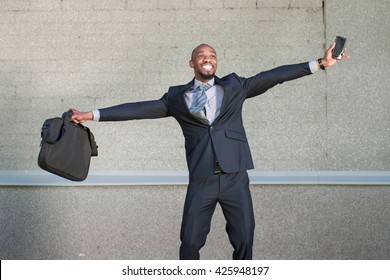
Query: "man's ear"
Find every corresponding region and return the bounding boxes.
[189,59,194,68]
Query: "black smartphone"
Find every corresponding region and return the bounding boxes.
[332,36,347,59]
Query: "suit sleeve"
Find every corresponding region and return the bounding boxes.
[243,62,312,99]
[98,95,170,122]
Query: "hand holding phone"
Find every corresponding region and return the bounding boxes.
[332,36,347,59]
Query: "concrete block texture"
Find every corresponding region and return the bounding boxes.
[1,184,389,259]
[2,0,388,172]
[325,0,390,171]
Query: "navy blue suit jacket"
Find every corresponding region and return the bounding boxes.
[99,62,312,181]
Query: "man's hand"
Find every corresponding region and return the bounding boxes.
[321,42,350,68]
[69,108,93,124]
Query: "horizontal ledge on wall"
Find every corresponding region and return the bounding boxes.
[1,170,390,186]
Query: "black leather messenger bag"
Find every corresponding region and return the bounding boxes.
[38,111,98,181]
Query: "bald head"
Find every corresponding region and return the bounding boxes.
[191,44,216,61]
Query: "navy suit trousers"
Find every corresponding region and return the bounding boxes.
[179,171,255,260]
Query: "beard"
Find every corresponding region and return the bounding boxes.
[199,72,215,80]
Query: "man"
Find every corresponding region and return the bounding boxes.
[70,43,349,259]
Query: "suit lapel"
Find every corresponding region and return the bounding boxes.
[213,76,230,124]
[178,80,194,113]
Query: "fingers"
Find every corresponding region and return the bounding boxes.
[323,42,336,62]
[69,108,83,124]
[341,48,350,60]
[70,116,81,124]
[328,42,336,51]
[69,110,93,124]
[69,108,80,115]
[325,42,336,56]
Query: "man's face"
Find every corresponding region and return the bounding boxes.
[189,44,218,82]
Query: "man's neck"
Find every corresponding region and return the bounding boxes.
[194,77,215,87]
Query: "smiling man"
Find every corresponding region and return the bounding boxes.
[70,43,348,259]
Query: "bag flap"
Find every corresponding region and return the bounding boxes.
[41,118,64,144]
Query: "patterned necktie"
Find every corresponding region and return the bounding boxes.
[189,83,211,121]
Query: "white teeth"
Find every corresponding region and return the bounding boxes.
[202,65,212,70]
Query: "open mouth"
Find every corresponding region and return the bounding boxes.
[202,65,213,70]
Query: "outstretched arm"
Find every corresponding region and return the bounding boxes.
[244,42,350,99]
[70,98,170,124]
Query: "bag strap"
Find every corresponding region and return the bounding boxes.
[62,110,73,121]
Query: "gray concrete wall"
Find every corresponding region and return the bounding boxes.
[0,0,389,259]
[1,184,389,259]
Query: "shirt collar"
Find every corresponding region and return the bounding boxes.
[194,77,215,89]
